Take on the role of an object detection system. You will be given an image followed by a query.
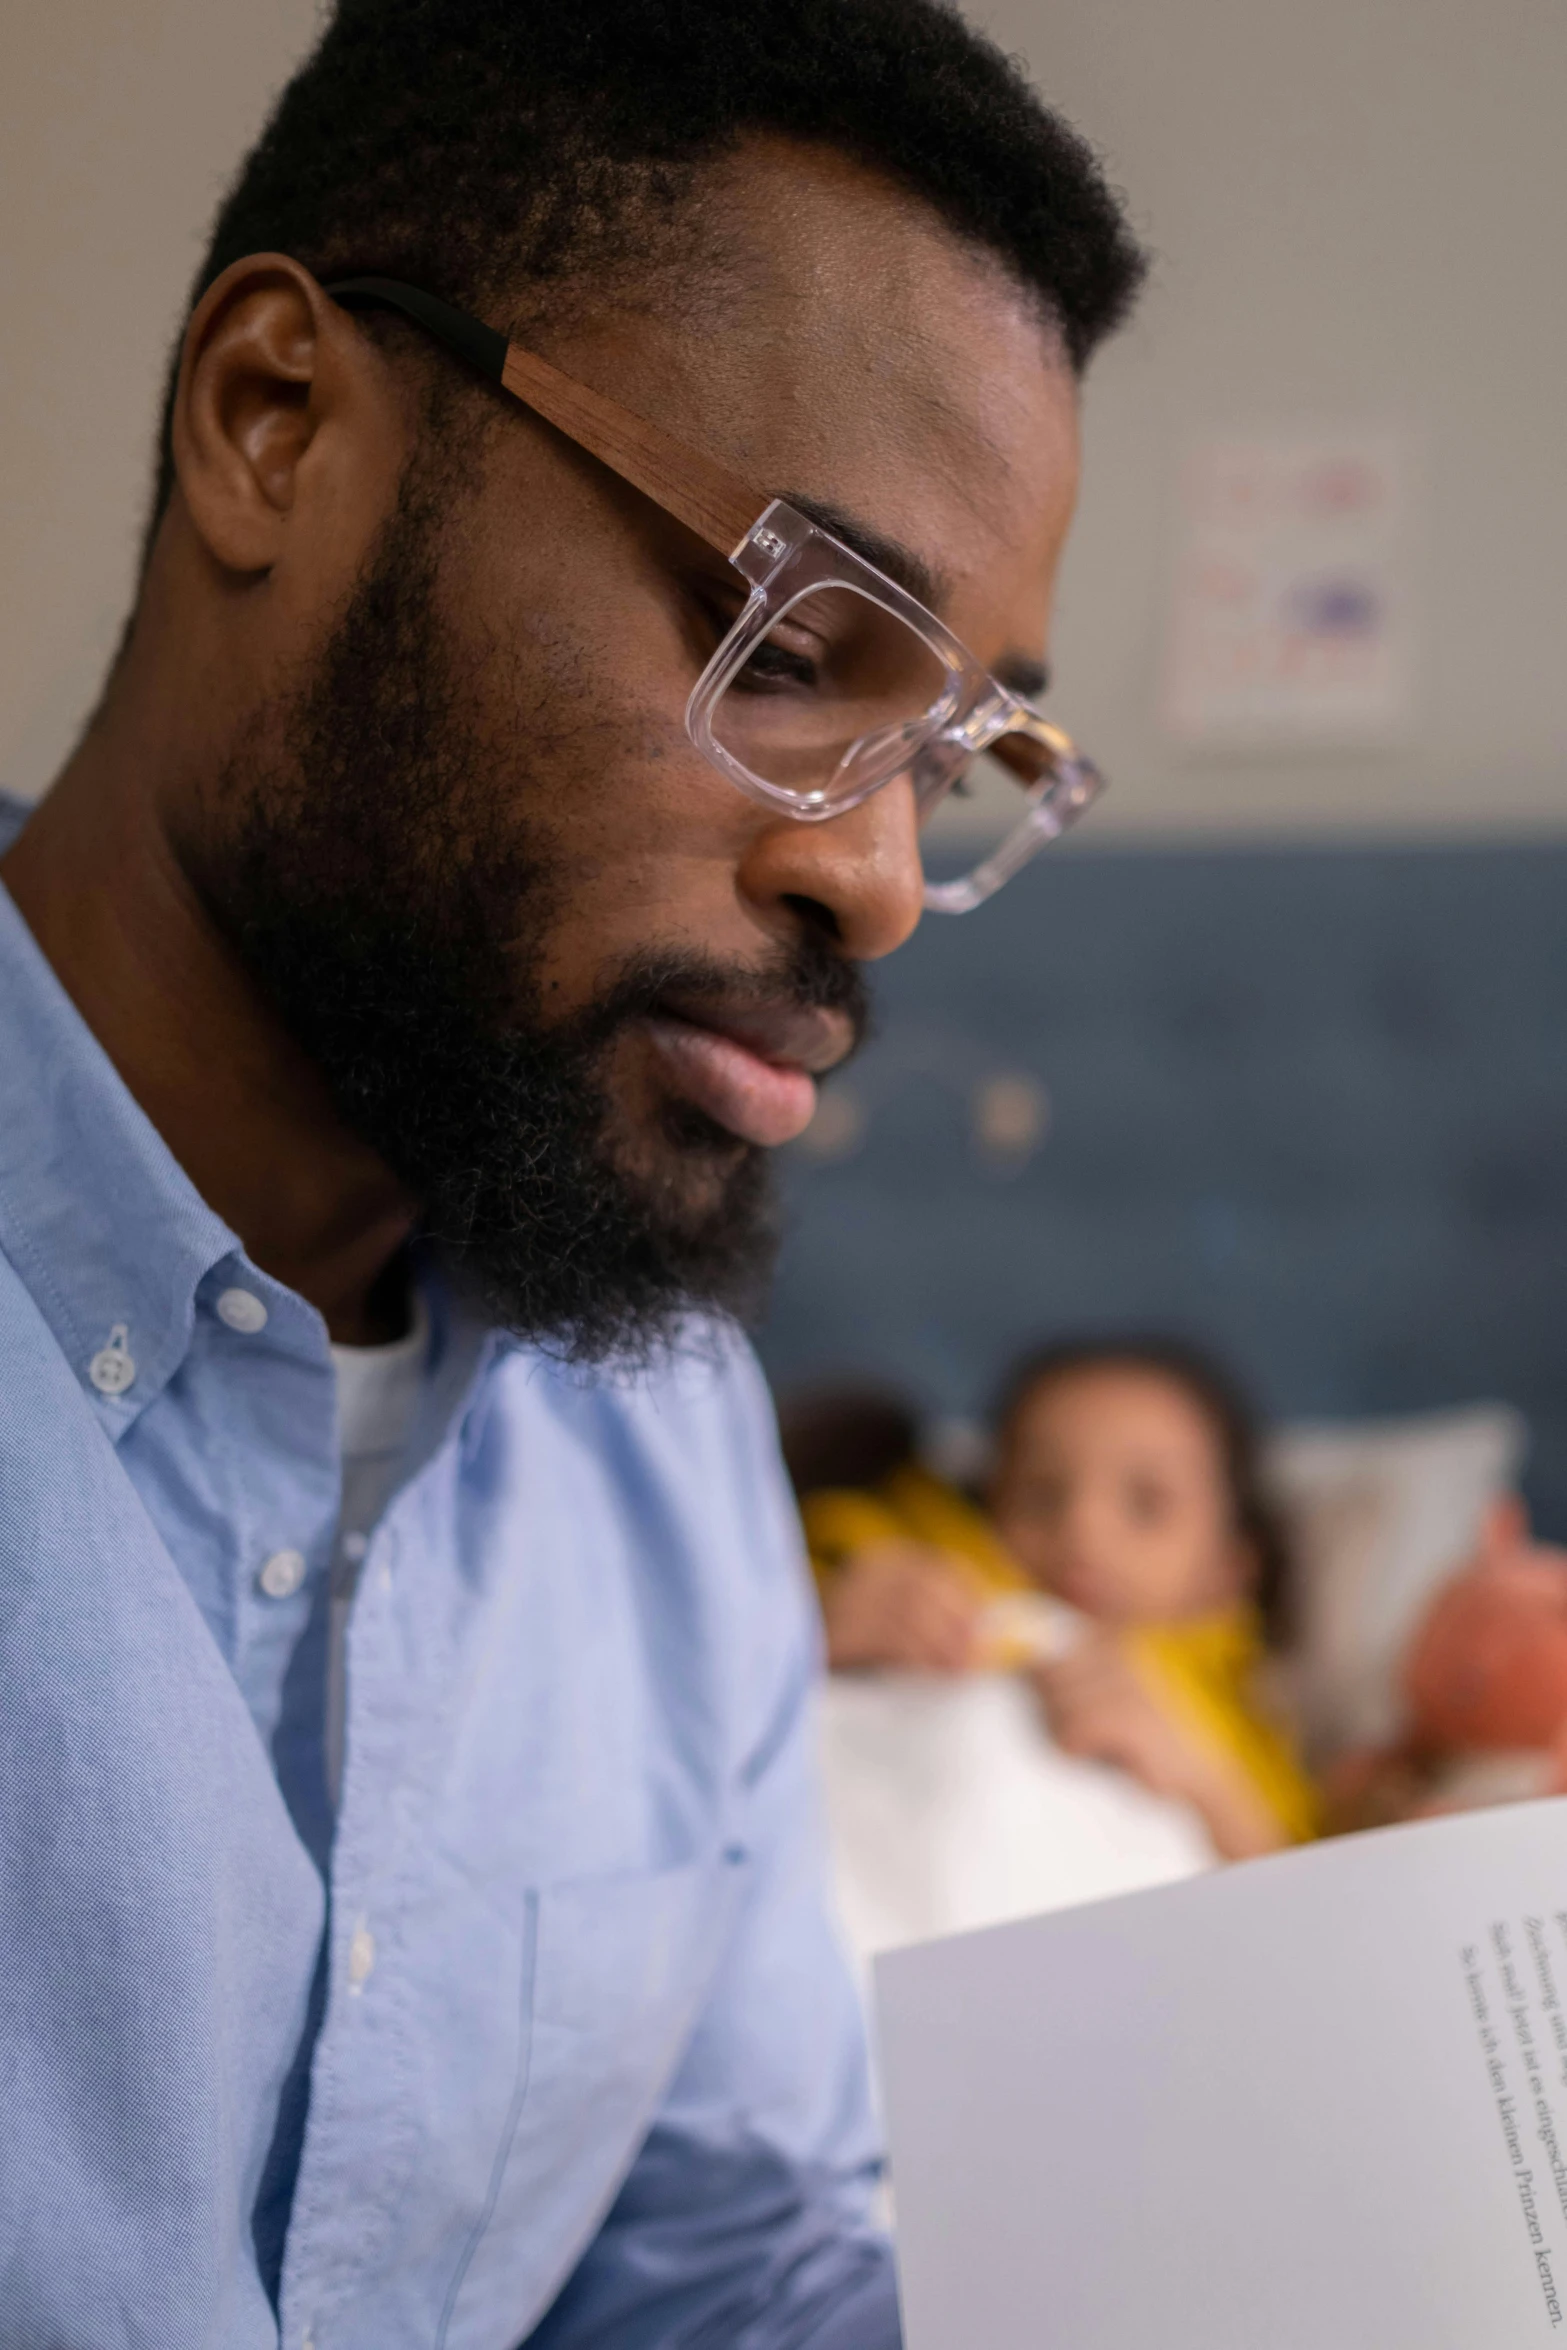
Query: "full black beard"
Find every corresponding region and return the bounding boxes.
[178,473,866,1361]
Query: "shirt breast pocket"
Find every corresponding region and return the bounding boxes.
[439,1847,746,2350]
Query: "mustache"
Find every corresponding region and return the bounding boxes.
[571,934,872,1063]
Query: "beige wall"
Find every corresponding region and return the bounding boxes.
[983,0,1567,835]
[3,0,1564,832]
[0,0,329,798]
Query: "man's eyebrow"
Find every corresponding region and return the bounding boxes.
[771,497,1051,700]
[994,652,1051,702]
[779,493,950,613]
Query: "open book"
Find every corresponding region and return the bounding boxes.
[877,1799,1567,2347]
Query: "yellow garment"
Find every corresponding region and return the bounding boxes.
[1129,1612,1320,1845]
[801,1463,1319,1843]
[803,1463,1025,1594]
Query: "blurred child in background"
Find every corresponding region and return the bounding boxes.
[991,1342,1315,1856]
[783,1339,1317,1859]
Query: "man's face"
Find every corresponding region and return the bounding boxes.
[176,139,1081,1353]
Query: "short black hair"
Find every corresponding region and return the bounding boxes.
[146,0,1144,534]
[993,1336,1295,1641]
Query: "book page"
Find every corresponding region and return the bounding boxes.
[877,1799,1567,2348]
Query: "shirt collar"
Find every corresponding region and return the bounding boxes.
[0,795,514,1444]
[0,798,309,1430]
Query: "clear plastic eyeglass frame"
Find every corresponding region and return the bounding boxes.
[326,273,1105,913]
[694,498,1103,913]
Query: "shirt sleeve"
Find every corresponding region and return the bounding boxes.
[523,1344,902,2350]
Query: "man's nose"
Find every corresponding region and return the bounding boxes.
[736,777,925,962]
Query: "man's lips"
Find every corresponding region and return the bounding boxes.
[642,1000,856,1149]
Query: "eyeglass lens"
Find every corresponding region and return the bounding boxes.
[709,581,1067,864]
[710,584,951,802]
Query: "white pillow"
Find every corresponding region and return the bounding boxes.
[1267,1404,1527,1762]
[818,1674,1213,1973]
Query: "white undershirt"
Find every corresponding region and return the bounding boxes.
[325,1291,430,1799]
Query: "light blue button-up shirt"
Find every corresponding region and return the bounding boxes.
[0,797,898,2350]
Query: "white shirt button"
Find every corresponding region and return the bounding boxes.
[216,1286,269,1334]
[88,1323,136,1396]
[347,1920,376,1991]
[341,1530,369,1563]
[257,1548,307,1600]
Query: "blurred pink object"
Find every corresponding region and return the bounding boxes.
[1403,1498,1567,1785]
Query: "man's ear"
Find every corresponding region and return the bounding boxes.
[169,253,391,576]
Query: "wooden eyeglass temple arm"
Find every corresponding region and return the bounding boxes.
[327,276,764,559]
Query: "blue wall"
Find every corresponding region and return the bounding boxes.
[759,840,1567,1537]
